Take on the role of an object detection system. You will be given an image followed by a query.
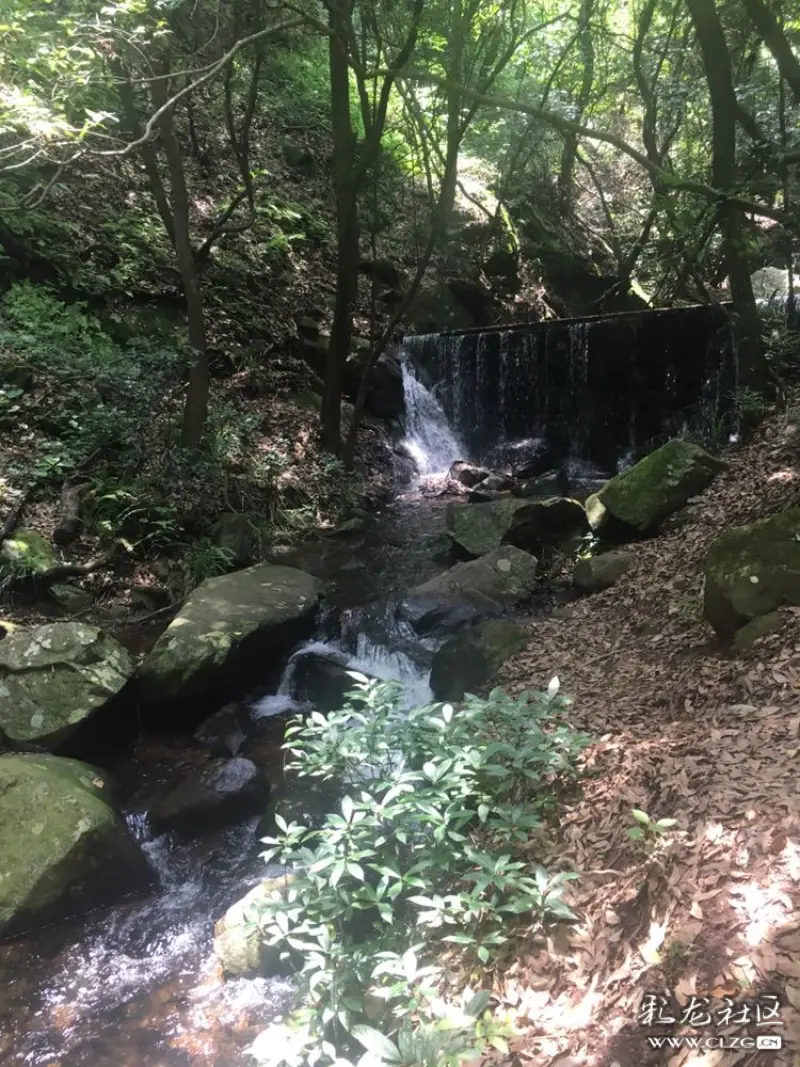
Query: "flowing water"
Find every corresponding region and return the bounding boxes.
[0,367,457,1065]
[1,311,722,1062]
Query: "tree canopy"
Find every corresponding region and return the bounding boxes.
[0,0,798,448]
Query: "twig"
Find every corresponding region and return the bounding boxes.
[131,601,179,624]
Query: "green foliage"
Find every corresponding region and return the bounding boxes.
[179,537,237,590]
[627,808,678,848]
[249,677,588,1067]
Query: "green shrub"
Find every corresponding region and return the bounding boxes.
[249,677,588,1067]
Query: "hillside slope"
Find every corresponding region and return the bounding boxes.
[494,406,800,1066]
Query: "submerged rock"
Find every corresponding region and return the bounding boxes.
[574,550,636,593]
[0,623,133,751]
[135,563,322,717]
[703,509,800,638]
[430,619,529,701]
[446,497,587,559]
[148,756,271,836]
[0,754,150,936]
[586,439,726,536]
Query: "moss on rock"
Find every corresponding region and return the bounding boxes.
[0,623,133,749]
[447,497,587,559]
[0,754,150,935]
[587,440,726,535]
[1,530,57,576]
[135,563,322,711]
[430,619,529,701]
[703,509,800,637]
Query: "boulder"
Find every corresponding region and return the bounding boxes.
[148,756,270,836]
[446,497,587,559]
[399,589,504,637]
[0,529,57,576]
[214,873,297,977]
[0,623,134,751]
[448,461,492,488]
[586,440,726,536]
[0,754,150,936]
[193,703,249,757]
[430,620,529,701]
[512,468,572,499]
[703,509,800,638]
[503,499,589,556]
[213,513,265,568]
[289,645,354,712]
[344,349,404,420]
[408,546,539,616]
[474,473,516,493]
[574,551,636,594]
[135,563,322,715]
[358,259,403,288]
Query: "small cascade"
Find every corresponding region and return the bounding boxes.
[399,351,466,476]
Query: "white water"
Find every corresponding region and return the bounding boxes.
[399,356,466,477]
[253,632,432,720]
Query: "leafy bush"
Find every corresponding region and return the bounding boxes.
[249,677,588,1067]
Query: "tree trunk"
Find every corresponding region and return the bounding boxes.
[151,66,210,449]
[740,0,800,102]
[557,0,594,212]
[686,0,765,393]
[322,0,359,454]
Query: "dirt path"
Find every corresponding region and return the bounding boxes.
[494,409,800,1067]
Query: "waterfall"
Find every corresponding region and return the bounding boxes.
[401,304,737,470]
[399,351,466,476]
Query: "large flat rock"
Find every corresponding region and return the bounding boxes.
[136,563,323,715]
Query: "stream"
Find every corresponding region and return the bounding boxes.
[0,360,476,1067]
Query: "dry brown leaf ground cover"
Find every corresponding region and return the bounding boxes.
[491,407,800,1067]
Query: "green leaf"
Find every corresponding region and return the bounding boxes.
[342,795,355,823]
[465,990,491,1016]
[631,809,650,825]
[351,1025,402,1062]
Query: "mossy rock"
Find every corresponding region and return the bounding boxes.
[447,497,587,560]
[1,530,57,576]
[586,440,726,536]
[733,611,782,651]
[430,619,529,701]
[135,563,323,713]
[212,513,269,568]
[0,754,150,935]
[409,545,539,610]
[703,509,800,637]
[574,550,636,593]
[0,623,134,750]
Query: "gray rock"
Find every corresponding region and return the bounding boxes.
[574,551,636,593]
[0,754,151,936]
[430,619,529,701]
[0,623,133,751]
[148,757,270,836]
[193,703,248,757]
[448,461,492,488]
[409,546,539,614]
[135,563,323,712]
